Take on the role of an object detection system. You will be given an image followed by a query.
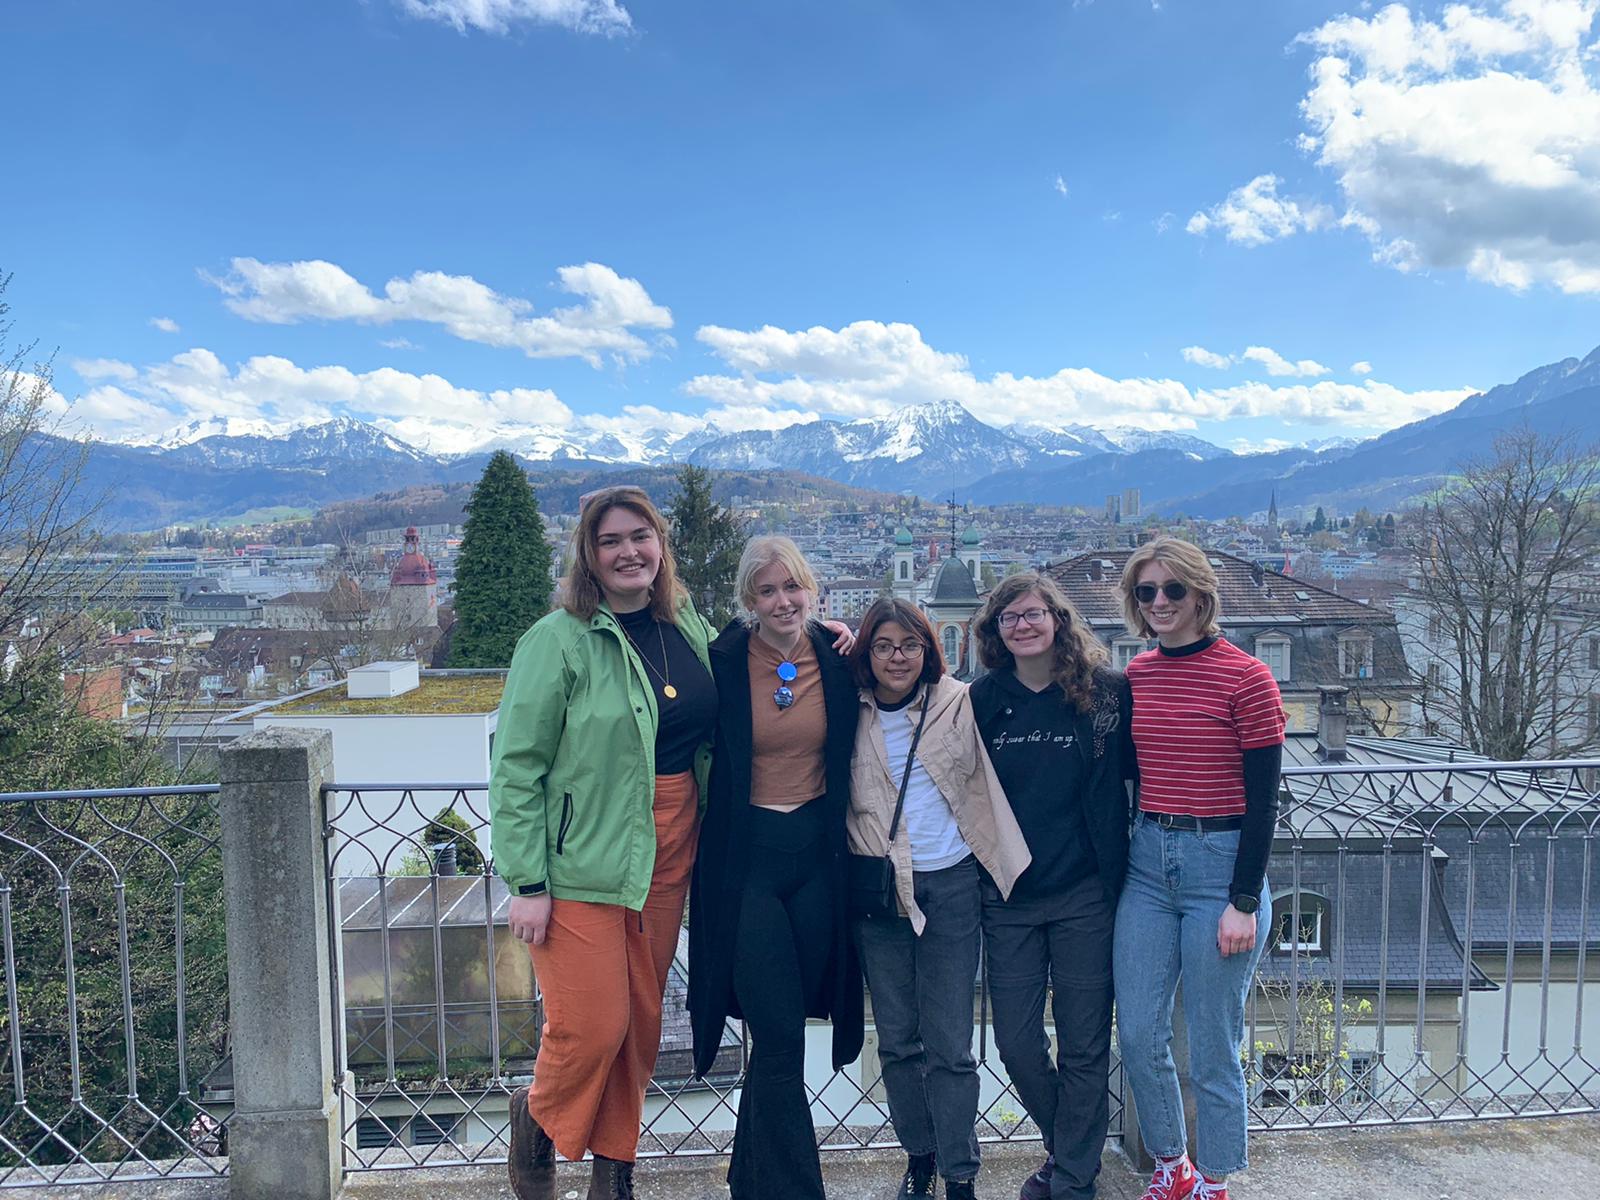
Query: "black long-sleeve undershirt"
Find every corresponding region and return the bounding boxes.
[1233,742,1281,903]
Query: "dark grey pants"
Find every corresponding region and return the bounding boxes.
[854,855,983,1182]
[982,875,1115,1200]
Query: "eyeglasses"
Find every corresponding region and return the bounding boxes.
[870,640,925,661]
[1134,581,1189,605]
[997,607,1049,629]
[774,659,798,709]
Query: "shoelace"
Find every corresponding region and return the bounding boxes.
[902,1160,936,1197]
[1193,1180,1227,1200]
[1140,1157,1188,1200]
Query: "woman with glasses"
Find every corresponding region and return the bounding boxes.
[1114,538,1283,1200]
[492,487,717,1200]
[969,572,1133,1200]
[687,535,863,1200]
[844,598,1031,1200]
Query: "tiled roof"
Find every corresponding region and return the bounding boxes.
[928,558,978,603]
[1048,549,1392,626]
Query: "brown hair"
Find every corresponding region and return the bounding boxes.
[560,486,687,622]
[1119,536,1223,639]
[974,571,1107,713]
[847,597,946,690]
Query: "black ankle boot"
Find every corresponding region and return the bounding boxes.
[506,1086,555,1200]
[898,1151,937,1198]
[589,1154,635,1200]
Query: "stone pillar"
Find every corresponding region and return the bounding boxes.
[219,726,340,1200]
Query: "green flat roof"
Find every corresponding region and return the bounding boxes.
[269,673,506,717]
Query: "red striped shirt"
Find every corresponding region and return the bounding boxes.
[1126,637,1285,818]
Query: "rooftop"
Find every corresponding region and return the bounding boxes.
[265,672,505,717]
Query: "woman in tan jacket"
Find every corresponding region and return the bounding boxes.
[846,598,1031,1200]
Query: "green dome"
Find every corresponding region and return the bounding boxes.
[960,524,981,546]
[894,525,914,546]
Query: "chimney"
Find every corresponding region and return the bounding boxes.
[1250,562,1265,588]
[430,841,458,876]
[1317,686,1349,763]
[1088,559,1103,582]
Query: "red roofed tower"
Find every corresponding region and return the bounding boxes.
[388,527,438,629]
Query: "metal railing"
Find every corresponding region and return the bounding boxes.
[1250,755,1600,1130]
[0,786,228,1189]
[9,756,1599,1185]
[320,783,1102,1170]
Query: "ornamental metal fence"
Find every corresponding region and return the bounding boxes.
[7,755,1600,1187]
[0,785,229,1189]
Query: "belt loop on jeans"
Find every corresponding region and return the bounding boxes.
[1140,810,1245,833]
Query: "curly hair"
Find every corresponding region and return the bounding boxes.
[974,571,1107,713]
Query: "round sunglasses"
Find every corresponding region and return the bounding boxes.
[1133,581,1190,605]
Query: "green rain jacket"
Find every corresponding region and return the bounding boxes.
[488,597,714,909]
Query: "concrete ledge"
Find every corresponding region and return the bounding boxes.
[18,1115,1600,1199]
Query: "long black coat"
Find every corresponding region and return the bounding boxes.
[687,620,864,1079]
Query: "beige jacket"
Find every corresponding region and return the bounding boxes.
[847,675,1032,933]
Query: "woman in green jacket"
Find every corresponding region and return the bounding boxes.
[491,486,716,1200]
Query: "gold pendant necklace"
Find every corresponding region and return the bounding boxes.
[623,620,676,701]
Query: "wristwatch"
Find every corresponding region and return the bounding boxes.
[1229,892,1260,915]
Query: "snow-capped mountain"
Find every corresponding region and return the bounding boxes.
[163,417,433,470]
[1006,421,1120,458]
[155,415,293,448]
[1098,426,1233,460]
[690,399,1044,493]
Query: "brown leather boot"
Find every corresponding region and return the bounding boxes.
[588,1154,636,1200]
[506,1085,555,1200]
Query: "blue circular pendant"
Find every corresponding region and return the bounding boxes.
[777,660,798,682]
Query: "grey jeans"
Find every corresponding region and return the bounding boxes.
[854,855,983,1182]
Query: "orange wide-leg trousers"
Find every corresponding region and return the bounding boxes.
[525,771,698,1163]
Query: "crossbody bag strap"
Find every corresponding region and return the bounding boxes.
[886,685,933,845]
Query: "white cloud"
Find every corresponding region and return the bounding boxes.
[208,258,672,366]
[1293,0,1600,292]
[1229,436,1297,455]
[72,358,138,382]
[1154,211,1177,234]
[149,316,180,334]
[1240,345,1332,377]
[1352,360,1374,375]
[687,318,1460,432]
[1054,175,1070,198]
[1181,345,1233,370]
[395,0,631,36]
[60,347,576,443]
[1187,174,1334,245]
[380,337,421,351]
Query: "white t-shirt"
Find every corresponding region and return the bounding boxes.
[879,699,972,872]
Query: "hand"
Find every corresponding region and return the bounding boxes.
[1217,904,1257,957]
[823,619,856,654]
[509,894,552,945]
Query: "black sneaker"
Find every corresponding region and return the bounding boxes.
[506,1085,555,1200]
[898,1151,937,1198]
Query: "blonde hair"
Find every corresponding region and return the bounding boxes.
[974,572,1107,713]
[560,487,687,622]
[1119,537,1223,639]
[736,535,818,624]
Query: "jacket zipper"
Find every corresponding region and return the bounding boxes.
[556,792,574,855]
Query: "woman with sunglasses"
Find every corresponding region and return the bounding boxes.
[492,487,717,1200]
[969,572,1133,1200]
[687,535,863,1200]
[1114,538,1283,1200]
[844,598,1031,1200]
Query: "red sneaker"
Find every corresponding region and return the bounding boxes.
[1193,1177,1229,1200]
[1139,1154,1196,1200]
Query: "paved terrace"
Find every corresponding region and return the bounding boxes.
[23,1116,1600,1200]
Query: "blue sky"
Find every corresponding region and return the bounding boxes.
[6,0,1598,455]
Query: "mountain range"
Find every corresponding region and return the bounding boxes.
[65,342,1600,529]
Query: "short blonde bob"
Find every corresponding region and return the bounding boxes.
[736,535,819,625]
[1119,536,1224,640]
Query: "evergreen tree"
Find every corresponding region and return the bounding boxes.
[1311,505,1328,532]
[449,452,553,668]
[667,464,745,628]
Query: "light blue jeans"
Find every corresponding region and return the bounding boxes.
[1113,817,1270,1178]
